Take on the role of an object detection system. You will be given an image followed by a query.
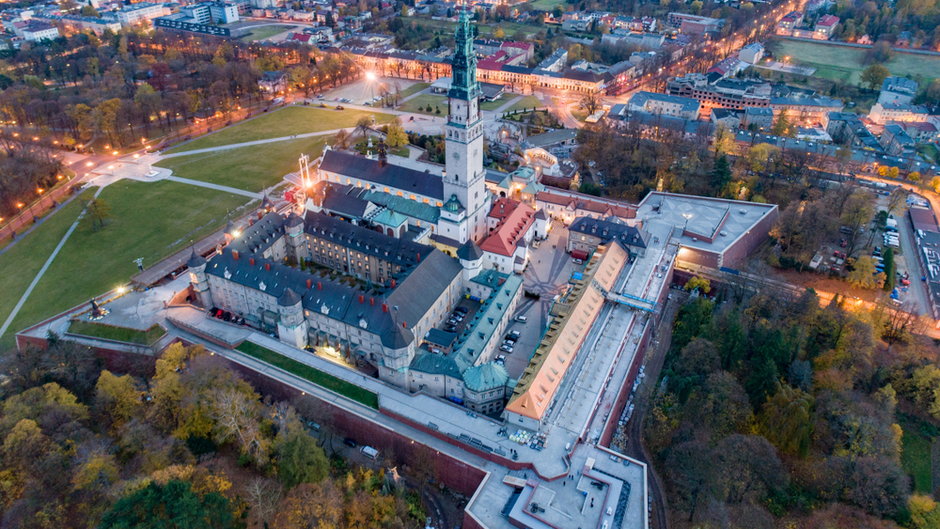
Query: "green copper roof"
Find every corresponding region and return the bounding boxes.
[362,190,441,224]
[373,209,408,228]
[464,362,510,392]
[449,7,479,101]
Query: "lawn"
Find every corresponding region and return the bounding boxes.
[401,16,544,41]
[4,180,249,347]
[0,191,92,338]
[236,341,379,408]
[398,82,430,98]
[67,320,166,345]
[479,98,509,111]
[525,0,567,10]
[504,95,544,113]
[166,106,395,153]
[769,39,940,85]
[901,414,937,494]
[398,94,447,115]
[157,135,330,192]
[239,24,296,42]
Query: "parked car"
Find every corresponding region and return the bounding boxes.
[335,105,345,110]
[515,315,527,323]
[343,437,358,448]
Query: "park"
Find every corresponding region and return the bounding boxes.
[0,104,397,348]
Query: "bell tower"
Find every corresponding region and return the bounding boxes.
[443,6,488,243]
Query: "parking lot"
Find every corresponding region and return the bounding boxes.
[501,225,579,379]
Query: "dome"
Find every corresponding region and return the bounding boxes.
[443,194,463,213]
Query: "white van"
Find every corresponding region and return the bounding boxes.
[360,446,379,460]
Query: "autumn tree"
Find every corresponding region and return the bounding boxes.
[385,119,408,148]
[759,383,813,456]
[274,427,330,488]
[861,64,890,90]
[94,370,142,429]
[85,198,112,232]
[847,256,884,289]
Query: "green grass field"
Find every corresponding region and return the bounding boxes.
[769,39,940,85]
[525,0,567,10]
[0,192,93,335]
[901,415,937,494]
[239,25,296,42]
[479,98,508,111]
[398,94,447,115]
[166,106,395,154]
[158,135,330,192]
[398,82,430,98]
[236,341,379,408]
[505,95,544,113]
[67,320,166,345]
[402,16,543,40]
[2,180,249,348]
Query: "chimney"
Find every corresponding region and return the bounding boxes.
[402,321,407,328]
[264,263,271,271]
[416,252,421,261]
[382,303,388,312]
[317,281,322,290]
[249,257,255,266]
[391,279,397,288]
[370,297,375,305]
[232,250,239,260]
[257,211,263,219]
[306,279,313,289]
[359,294,365,303]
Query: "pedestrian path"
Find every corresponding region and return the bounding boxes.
[164,175,262,199]
[0,187,102,341]
[492,95,524,114]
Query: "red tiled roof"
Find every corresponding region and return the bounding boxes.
[488,197,521,221]
[817,14,839,26]
[480,201,536,256]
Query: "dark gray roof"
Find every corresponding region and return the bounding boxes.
[229,211,287,255]
[187,248,206,268]
[425,328,458,347]
[320,150,444,200]
[285,212,304,228]
[304,211,432,271]
[569,216,648,249]
[386,249,463,328]
[457,240,483,261]
[278,287,302,306]
[321,185,371,218]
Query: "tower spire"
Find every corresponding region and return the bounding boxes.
[449,3,478,101]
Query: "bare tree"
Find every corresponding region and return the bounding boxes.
[244,477,283,526]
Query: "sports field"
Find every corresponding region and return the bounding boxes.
[770,39,940,85]
[238,24,296,42]
[166,106,394,154]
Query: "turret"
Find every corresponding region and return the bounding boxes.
[284,212,308,261]
[276,287,307,349]
[187,248,213,308]
[457,239,484,282]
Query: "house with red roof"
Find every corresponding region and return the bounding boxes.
[814,15,839,39]
[479,198,537,274]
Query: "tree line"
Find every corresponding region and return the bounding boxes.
[648,289,940,528]
[0,339,425,529]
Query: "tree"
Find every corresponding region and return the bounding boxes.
[771,110,794,137]
[909,171,922,182]
[354,116,373,139]
[579,93,599,116]
[710,155,732,193]
[745,143,779,174]
[684,276,711,294]
[99,479,235,529]
[759,383,813,456]
[840,189,875,257]
[385,119,408,148]
[94,370,142,428]
[275,429,330,488]
[882,247,896,291]
[861,64,890,90]
[713,124,734,155]
[909,494,940,529]
[847,256,885,289]
[686,371,753,438]
[85,198,111,232]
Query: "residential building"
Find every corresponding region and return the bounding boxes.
[878,76,919,106]
[881,123,917,156]
[869,102,930,125]
[114,2,169,26]
[738,42,764,64]
[15,20,59,41]
[627,91,700,120]
[814,14,839,39]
